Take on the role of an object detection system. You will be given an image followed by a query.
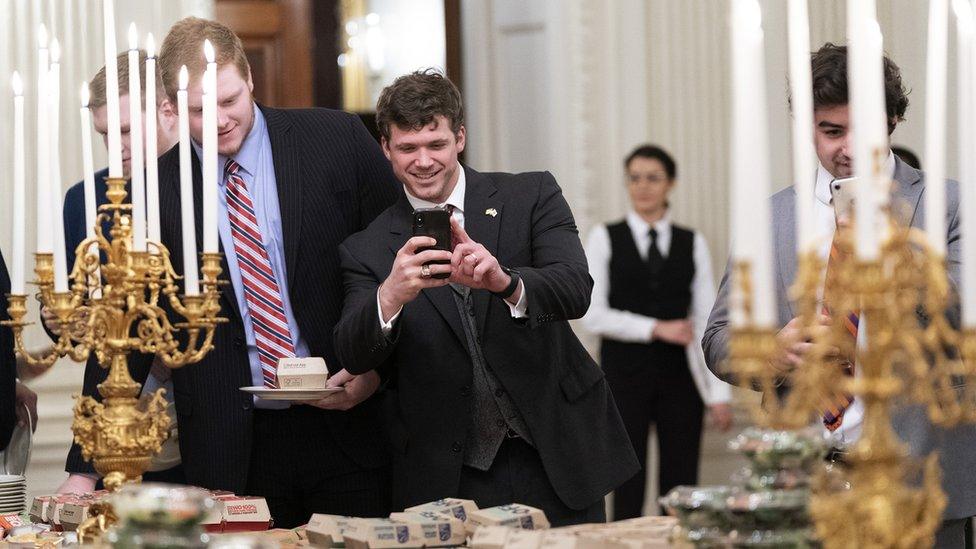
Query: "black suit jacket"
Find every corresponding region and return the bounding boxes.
[0,250,15,451]
[335,166,639,510]
[62,167,112,272]
[67,105,401,492]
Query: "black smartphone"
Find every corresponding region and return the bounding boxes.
[412,207,452,279]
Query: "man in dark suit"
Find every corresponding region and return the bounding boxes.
[0,251,38,457]
[0,251,20,453]
[55,51,184,493]
[62,17,400,528]
[334,70,638,526]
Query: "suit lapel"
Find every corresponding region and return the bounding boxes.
[890,157,924,227]
[262,106,303,290]
[388,196,469,349]
[461,168,503,334]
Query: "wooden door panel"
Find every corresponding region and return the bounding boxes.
[216,0,312,108]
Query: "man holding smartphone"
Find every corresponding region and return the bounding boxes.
[703,43,976,548]
[334,69,638,526]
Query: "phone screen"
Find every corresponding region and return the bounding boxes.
[412,208,452,279]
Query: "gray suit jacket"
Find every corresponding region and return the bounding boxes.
[703,157,976,519]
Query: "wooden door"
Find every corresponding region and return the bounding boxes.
[215,0,314,107]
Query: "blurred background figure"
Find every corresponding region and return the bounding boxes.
[583,144,733,519]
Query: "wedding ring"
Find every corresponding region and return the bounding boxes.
[420,264,432,279]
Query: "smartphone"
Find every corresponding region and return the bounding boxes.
[830,177,857,222]
[412,207,452,279]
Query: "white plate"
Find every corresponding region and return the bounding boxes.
[239,386,344,401]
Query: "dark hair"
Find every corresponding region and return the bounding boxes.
[809,42,909,135]
[891,145,921,169]
[624,144,677,180]
[375,69,464,141]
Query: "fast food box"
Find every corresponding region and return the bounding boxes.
[342,518,424,549]
[390,511,466,547]
[48,495,83,531]
[219,496,272,532]
[469,525,511,549]
[404,498,478,527]
[306,514,355,547]
[539,531,581,549]
[467,504,550,532]
[28,496,53,524]
[276,357,329,389]
[502,529,545,549]
[57,501,91,531]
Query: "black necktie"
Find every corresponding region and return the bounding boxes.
[647,228,664,274]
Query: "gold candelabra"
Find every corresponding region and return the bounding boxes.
[2,177,226,491]
[727,205,974,547]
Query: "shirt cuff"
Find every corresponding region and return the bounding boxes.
[504,280,528,318]
[377,291,403,335]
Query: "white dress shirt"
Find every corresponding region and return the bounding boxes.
[811,152,895,447]
[582,212,732,406]
[379,165,528,333]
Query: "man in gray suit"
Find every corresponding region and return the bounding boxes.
[704,43,976,548]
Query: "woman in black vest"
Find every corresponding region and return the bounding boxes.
[583,144,732,519]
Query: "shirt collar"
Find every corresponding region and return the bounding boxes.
[190,102,265,183]
[813,150,897,206]
[404,163,466,213]
[626,210,670,235]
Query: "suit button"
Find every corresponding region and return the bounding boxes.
[242,401,252,411]
[495,388,504,397]
[460,386,471,396]
[451,442,462,453]
[496,419,505,428]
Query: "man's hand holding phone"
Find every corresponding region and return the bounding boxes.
[378,237,452,322]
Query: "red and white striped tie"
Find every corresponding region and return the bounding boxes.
[224,159,295,387]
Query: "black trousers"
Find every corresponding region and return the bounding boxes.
[606,359,704,520]
[245,406,391,529]
[457,436,606,527]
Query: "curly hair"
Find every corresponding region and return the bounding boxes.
[375,69,464,141]
[810,42,909,135]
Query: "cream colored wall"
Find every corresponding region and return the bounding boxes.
[462,0,949,286]
[0,0,212,498]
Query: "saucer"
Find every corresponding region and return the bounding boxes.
[239,386,343,401]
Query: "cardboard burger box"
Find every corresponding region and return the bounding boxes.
[389,511,466,547]
[467,504,550,532]
[48,494,84,531]
[469,525,512,549]
[276,357,329,389]
[404,498,478,531]
[29,495,53,524]
[306,514,356,547]
[502,529,546,549]
[343,518,424,549]
[57,501,91,532]
[218,496,272,532]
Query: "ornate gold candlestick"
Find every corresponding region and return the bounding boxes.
[2,177,225,491]
[727,215,974,548]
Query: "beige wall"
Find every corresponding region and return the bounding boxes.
[461,0,950,284]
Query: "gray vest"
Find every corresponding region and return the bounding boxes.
[450,284,534,470]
